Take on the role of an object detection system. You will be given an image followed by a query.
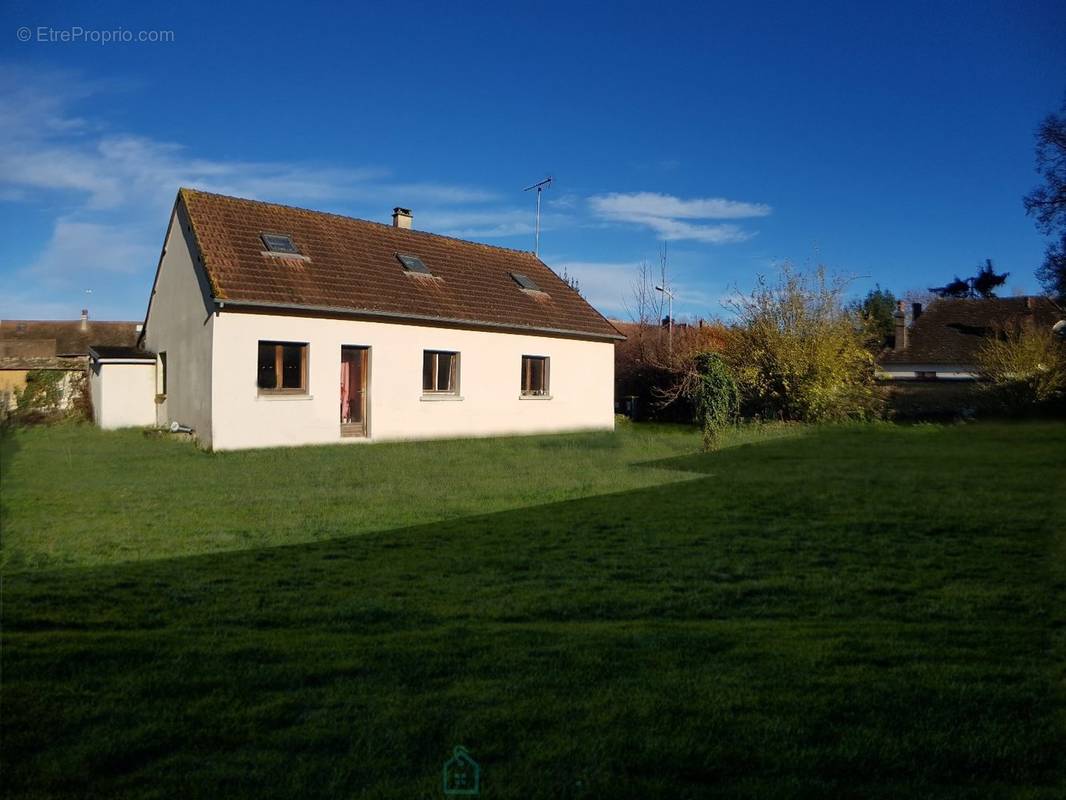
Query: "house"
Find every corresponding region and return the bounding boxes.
[878,297,1065,381]
[442,746,480,796]
[110,188,622,450]
[0,313,141,412]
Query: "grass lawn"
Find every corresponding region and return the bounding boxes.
[1,422,1064,798]
[0,421,731,571]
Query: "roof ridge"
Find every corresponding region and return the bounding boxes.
[179,187,541,259]
[1,319,141,325]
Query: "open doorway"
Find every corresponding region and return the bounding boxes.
[340,346,369,437]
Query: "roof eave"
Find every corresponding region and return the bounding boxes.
[214,299,626,342]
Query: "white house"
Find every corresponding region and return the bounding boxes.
[114,188,622,450]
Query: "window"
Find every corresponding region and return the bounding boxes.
[397,253,432,275]
[258,341,308,392]
[423,350,459,394]
[158,351,167,395]
[261,233,300,255]
[511,272,540,291]
[521,355,550,396]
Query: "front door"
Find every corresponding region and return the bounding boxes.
[340,346,369,437]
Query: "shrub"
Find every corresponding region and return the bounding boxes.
[724,265,882,422]
[10,369,91,426]
[15,370,66,416]
[689,352,740,450]
[977,321,1066,411]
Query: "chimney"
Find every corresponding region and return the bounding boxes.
[893,301,907,352]
[80,308,89,332]
[1026,296,1035,310]
[912,302,923,321]
[392,207,412,230]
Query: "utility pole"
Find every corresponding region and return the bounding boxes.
[655,284,675,360]
[523,176,553,256]
[654,242,675,360]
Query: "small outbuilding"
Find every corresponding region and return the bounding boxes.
[88,346,158,429]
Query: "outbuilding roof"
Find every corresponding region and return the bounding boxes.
[175,188,623,341]
[88,345,156,362]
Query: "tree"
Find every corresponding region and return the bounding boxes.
[856,285,897,349]
[971,259,1009,298]
[1023,99,1066,299]
[688,352,739,451]
[977,320,1066,409]
[616,252,728,421]
[724,264,881,422]
[929,275,972,299]
[929,259,1009,299]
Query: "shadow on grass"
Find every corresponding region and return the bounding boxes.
[3,422,1064,798]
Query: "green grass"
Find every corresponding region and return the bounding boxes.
[1,421,737,571]
[2,422,1064,798]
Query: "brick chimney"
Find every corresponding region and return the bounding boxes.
[893,301,907,352]
[80,308,89,332]
[392,207,412,230]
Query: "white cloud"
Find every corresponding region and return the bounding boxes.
[588,191,771,243]
[28,219,159,286]
[417,208,567,240]
[545,259,639,315]
[0,66,522,317]
[590,192,770,220]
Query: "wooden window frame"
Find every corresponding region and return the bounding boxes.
[422,350,460,396]
[257,341,309,394]
[521,355,550,397]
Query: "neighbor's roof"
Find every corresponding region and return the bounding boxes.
[0,319,142,368]
[879,296,1065,367]
[176,188,623,341]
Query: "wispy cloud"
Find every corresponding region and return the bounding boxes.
[0,65,515,317]
[418,208,537,239]
[29,220,158,284]
[545,259,639,315]
[588,191,771,243]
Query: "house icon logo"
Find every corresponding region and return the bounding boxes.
[442,745,480,796]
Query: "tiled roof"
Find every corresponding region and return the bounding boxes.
[177,188,623,341]
[0,319,141,361]
[879,297,1065,366]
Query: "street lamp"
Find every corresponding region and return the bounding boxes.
[655,284,675,359]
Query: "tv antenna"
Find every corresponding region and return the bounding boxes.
[523,176,553,256]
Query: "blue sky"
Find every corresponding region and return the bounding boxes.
[1,0,1064,321]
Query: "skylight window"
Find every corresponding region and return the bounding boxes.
[511,272,541,291]
[397,253,432,275]
[261,233,300,255]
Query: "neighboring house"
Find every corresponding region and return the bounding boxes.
[0,313,141,411]
[878,297,1065,381]
[113,188,621,450]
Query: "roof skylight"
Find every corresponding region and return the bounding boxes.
[510,272,541,291]
[397,253,432,275]
[261,233,300,255]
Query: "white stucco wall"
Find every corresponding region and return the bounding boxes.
[142,205,215,445]
[210,310,616,451]
[91,362,157,429]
